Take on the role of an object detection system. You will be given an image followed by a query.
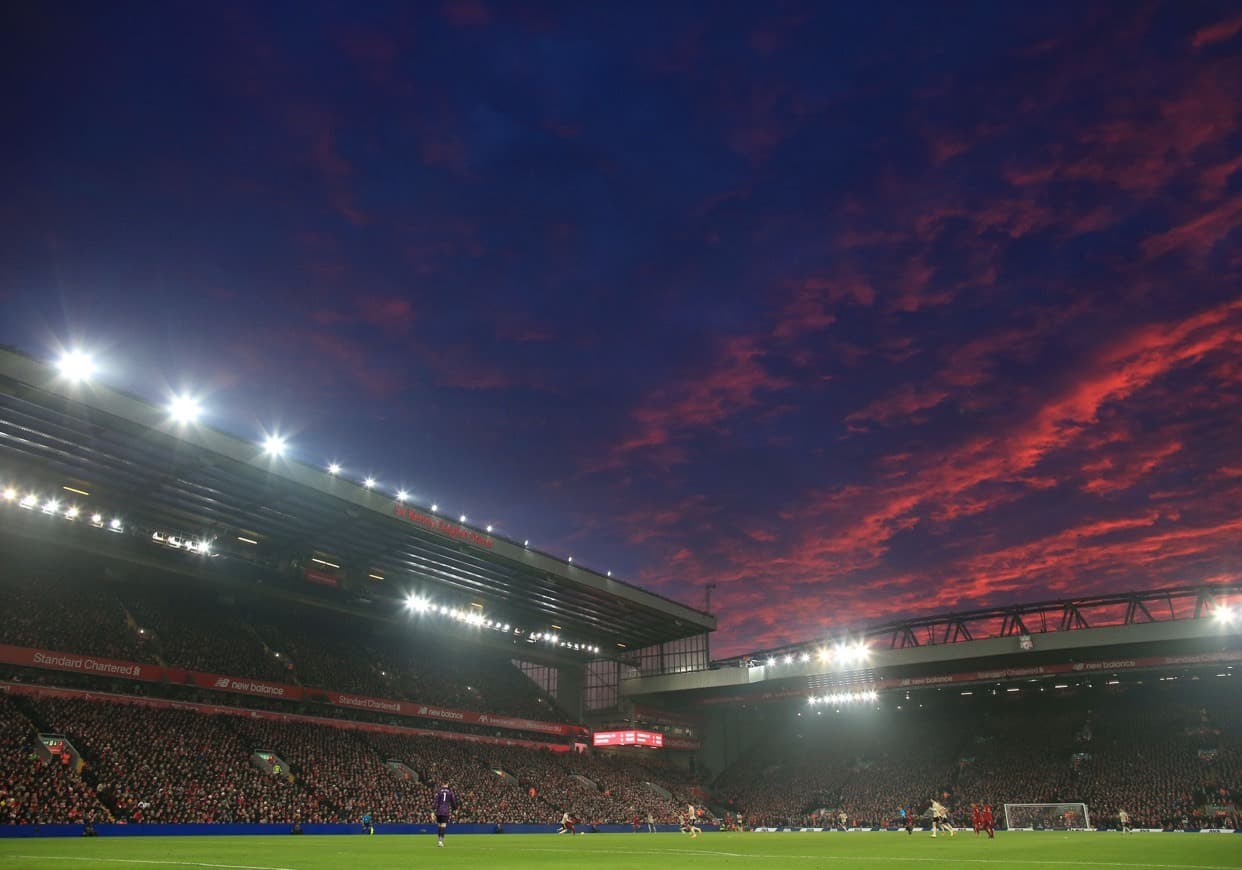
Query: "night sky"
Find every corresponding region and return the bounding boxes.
[2,2,1240,657]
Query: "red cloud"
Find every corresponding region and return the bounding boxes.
[1192,13,1242,49]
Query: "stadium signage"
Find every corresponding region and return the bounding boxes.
[1,643,580,737]
[391,503,494,549]
[2,645,146,679]
[592,730,665,747]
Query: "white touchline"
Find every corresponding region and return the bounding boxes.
[467,844,1241,870]
[5,857,300,870]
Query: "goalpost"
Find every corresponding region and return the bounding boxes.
[1003,803,1091,831]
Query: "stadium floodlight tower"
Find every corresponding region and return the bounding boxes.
[1003,803,1091,831]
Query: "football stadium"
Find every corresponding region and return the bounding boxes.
[1,346,1239,870]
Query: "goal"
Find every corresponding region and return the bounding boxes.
[1003,803,1091,831]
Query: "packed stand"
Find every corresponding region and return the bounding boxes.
[28,696,321,823]
[122,592,290,683]
[0,694,107,824]
[0,573,148,662]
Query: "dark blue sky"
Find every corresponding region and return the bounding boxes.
[2,1,1240,656]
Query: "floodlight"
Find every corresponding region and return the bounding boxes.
[1215,606,1237,625]
[404,595,431,613]
[430,503,438,512]
[606,570,611,577]
[800,653,810,662]
[364,477,377,489]
[168,394,202,424]
[328,462,341,475]
[396,489,409,502]
[567,556,573,563]
[198,539,212,555]
[65,506,79,519]
[262,434,286,457]
[109,518,122,530]
[523,540,529,547]
[486,525,493,533]
[42,498,59,513]
[56,350,96,383]
[459,514,466,523]
[817,647,831,662]
[90,513,103,524]
[19,493,37,508]
[766,657,775,665]
[3,487,16,501]
[784,655,793,664]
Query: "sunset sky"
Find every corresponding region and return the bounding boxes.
[2,1,1239,657]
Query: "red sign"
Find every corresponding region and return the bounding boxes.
[304,568,340,588]
[0,644,153,680]
[593,730,665,748]
[392,503,494,549]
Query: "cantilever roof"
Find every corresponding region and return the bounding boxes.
[0,348,714,652]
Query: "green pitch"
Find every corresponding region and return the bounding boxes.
[2,831,1239,869]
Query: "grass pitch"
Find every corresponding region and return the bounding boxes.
[3,831,1240,869]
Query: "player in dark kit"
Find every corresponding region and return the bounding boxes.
[432,782,459,848]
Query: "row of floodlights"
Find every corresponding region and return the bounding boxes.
[53,350,615,577]
[3,486,123,532]
[752,641,870,668]
[403,593,601,655]
[151,530,215,555]
[808,690,879,706]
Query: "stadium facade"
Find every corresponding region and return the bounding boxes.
[1,347,1239,834]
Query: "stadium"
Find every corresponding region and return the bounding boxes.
[1,345,1239,870]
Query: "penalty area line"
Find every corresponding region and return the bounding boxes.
[4,857,300,870]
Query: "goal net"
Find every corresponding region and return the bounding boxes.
[1003,803,1091,831]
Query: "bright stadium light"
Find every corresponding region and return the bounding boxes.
[606,570,611,577]
[430,503,438,513]
[56,350,96,383]
[262,434,287,457]
[396,489,409,502]
[817,647,831,662]
[567,556,573,563]
[784,655,793,664]
[459,514,467,523]
[90,513,103,525]
[41,498,59,514]
[2,487,15,501]
[364,477,377,489]
[766,657,775,665]
[404,594,431,613]
[168,394,202,425]
[523,539,529,547]
[328,462,342,475]
[486,525,493,533]
[800,653,810,663]
[65,506,79,519]
[20,493,37,509]
[109,518,123,531]
[1215,606,1237,625]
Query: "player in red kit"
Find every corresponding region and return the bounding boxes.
[971,804,982,836]
[981,803,994,839]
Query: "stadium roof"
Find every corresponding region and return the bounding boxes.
[0,347,714,654]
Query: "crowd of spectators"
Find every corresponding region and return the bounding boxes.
[0,571,568,727]
[122,593,290,683]
[714,689,1241,831]
[0,695,107,825]
[0,574,148,662]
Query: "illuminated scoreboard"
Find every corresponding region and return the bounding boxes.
[592,730,664,748]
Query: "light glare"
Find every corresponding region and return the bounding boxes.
[262,434,286,457]
[168,394,202,424]
[57,350,96,383]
